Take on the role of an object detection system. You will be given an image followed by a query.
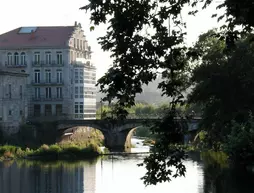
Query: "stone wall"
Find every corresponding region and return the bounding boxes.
[0,69,28,135]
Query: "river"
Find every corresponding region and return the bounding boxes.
[0,137,254,193]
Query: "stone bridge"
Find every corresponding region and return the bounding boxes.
[57,117,201,151]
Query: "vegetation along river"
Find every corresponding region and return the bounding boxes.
[0,137,254,193]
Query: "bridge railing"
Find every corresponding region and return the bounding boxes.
[27,113,201,122]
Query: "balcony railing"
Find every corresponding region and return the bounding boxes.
[31,95,63,101]
[5,61,27,67]
[31,80,64,86]
[71,59,96,69]
[32,60,64,67]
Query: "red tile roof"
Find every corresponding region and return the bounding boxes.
[0,26,75,49]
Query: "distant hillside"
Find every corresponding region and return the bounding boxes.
[96,76,191,104]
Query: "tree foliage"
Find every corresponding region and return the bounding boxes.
[80,0,254,186]
[189,31,254,148]
[223,116,254,165]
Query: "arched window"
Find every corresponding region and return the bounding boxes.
[7,53,12,65]
[14,52,19,66]
[20,52,26,66]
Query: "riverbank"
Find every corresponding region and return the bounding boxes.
[0,143,106,161]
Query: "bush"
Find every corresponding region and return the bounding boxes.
[3,151,14,159]
[40,144,49,151]
[49,144,62,153]
[16,148,25,157]
[223,119,254,165]
[0,145,17,154]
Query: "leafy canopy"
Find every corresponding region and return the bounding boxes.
[80,0,254,186]
[189,29,254,148]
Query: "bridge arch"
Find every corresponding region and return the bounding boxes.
[57,126,105,145]
[56,118,200,152]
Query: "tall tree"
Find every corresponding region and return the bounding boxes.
[189,30,254,148]
[80,0,254,185]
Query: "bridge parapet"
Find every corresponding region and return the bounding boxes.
[28,113,201,122]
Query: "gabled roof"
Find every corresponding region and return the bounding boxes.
[0,26,76,49]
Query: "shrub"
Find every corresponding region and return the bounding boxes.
[16,148,25,157]
[223,118,254,165]
[49,144,62,153]
[3,151,14,159]
[0,145,17,154]
[40,144,49,151]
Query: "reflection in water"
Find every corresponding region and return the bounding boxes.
[0,160,97,193]
[0,145,254,193]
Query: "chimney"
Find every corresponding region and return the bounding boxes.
[30,30,35,40]
[74,21,78,26]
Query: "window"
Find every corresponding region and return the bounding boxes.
[80,70,83,83]
[35,88,40,98]
[83,41,85,50]
[74,69,79,83]
[45,69,51,83]
[45,87,51,99]
[80,87,84,98]
[45,104,52,116]
[56,104,62,115]
[14,52,19,65]
[77,39,80,49]
[34,105,41,116]
[8,84,11,99]
[20,85,22,99]
[80,40,82,50]
[74,38,76,48]
[20,110,23,115]
[8,110,12,116]
[70,51,73,62]
[75,102,79,114]
[34,70,40,83]
[75,87,79,98]
[74,102,84,115]
[7,53,12,65]
[56,52,63,65]
[45,52,51,64]
[56,70,62,83]
[34,52,40,64]
[56,87,62,98]
[84,51,88,59]
[20,52,26,65]
[79,102,83,113]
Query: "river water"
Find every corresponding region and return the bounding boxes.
[0,138,254,193]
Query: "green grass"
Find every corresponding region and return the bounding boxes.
[0,142,104,161]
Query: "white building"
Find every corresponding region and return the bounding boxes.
[0,22,96,120]
[0,68,28,134]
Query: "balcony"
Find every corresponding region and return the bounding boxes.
[31,95,63,102]
[32,60,64,67]
[71,58,96,69]
[31,80,64,86]
[5,61,27,68]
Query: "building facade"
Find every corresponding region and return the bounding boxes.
[0,22,96,120]
[0,68,28,134]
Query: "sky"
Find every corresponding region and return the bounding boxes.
[0,0,224,79]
